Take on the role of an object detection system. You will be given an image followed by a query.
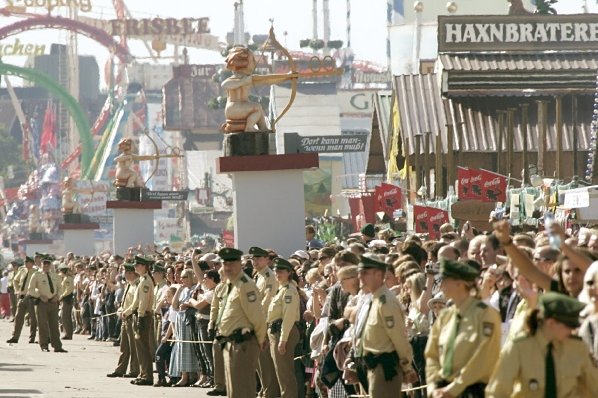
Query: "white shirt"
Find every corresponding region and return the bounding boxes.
[0,277,8,294]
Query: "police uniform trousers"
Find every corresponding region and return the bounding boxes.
[36,300,62,350]
[134,314,154,382]
[213,336,226,392]
[269,324,300,398]
[60,296,74,339]
[153,314,161,350]
[223,334,260,398]
[114,317,140,376]
[258,337,281,398]
[12,296,37,341]
[367,357,402,398]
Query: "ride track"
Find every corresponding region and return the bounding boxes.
[0,61,93,175]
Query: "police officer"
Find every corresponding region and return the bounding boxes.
[58,263,75,340]
[129,255,155,386]
[216,248,267,398]
[355,254,415,397]
[425,259,501,398]
[107,262,140,378]
[207,270,228,396]
[486,292,598,397]
[27,255,67,352]
[152,262,168,353]
[267,258,300,398]
[249,246,280,398]
[6,256,38,344]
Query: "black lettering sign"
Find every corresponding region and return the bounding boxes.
[142,190,188,201]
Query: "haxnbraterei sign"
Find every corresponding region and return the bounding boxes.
[438,14,598,52]
[284,133,367,153]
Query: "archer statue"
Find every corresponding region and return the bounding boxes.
[114,137,154,189]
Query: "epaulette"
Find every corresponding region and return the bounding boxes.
[380,294,386,304]
[240,275,248,283]
[477,302,487,309]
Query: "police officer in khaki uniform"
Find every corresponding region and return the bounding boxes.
[128,255,155,386]
[267,257,300,398]
[216,248,267,398]
[486,292,598,397]
[355,254,415,397]
[58,263,75,340]
[152,263,167,354]
[425,259,501,398]
[207,272,228,396]
[249,246,280,398]
[107,262,140,378]
[27,255,67,352]
[6,257,38,344]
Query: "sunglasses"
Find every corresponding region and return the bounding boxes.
[533,256,549,262]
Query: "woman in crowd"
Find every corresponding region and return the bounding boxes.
[154,286,176,387]
[486,292,598,397]
[169,269,200,387]
[267,258,301,398]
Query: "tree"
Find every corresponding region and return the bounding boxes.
[0,129,24,184]
[535,0,558,14]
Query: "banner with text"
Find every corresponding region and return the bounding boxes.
[374,183,403,218]
[413,205,449,238]
[457,167,473,200]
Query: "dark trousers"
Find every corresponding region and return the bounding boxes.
[36,300,62,350]
[155,342,173,380]
[12,296,37,341]
[198,319,214,377]
[60,297,74,339]
[134,315,154,382]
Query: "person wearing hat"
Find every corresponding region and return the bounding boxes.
[108,262,141,379]
[352,254,415,397]
[26,255,67,352]
[215,247,266,398]
[425,259,501,397]
[486,292,598,397]
[207,269,229,396]
[360,223,376,245]
[248,246,280,398]
[125,255,155,386]
[6,256,38,344]
[151,262,168,353]
[266,258,300,398]
[58,264,75,340]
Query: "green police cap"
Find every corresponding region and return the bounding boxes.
[439,258,479,282]
[25,256,34,264]
[249,246,269,257]
[152,263,167,274]
[123,263,136,272]
[358,253,387,271]
[272,257,293,271]
[218,248,243,262]
[539,292,585,328]
[360,223,375,238]
[134,255,154,267]
[58,263,69,271]
[41,255,53,263]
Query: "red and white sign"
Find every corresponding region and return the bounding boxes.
[413,205,449,238]
[457,167,473,200]
[374,183,402,218]
[459,167,507,203]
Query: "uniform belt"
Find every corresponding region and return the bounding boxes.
[268,319,283,334]
[216,329,255,347]
[363,351,399,381]
[436,380,486,397]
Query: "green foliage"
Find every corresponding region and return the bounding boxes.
[300,39,311,48]
[0,130,23,181]
[317,221,338,244]
[326,40,344,49]
[534,0,558,14]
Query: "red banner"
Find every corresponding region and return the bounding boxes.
[413,205,449,238]
[374,183,402,218]
[457,167,473,200]
[479,169,507,203]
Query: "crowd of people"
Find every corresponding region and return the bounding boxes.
[4,219,598,397]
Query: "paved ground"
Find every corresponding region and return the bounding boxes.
[0,318,215,398]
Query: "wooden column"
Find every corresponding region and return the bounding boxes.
[572,96,579,177]
[497,111,505,175]
[521,103,529,186]
[414,135,422,195]
[537,100,547,177]
[555,96,563,179]
[435,132,444,198]
[507,108,515,177]
[446,124,455,192]
[424,132,431,198]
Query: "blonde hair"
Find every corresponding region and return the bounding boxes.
[181,269,195,281]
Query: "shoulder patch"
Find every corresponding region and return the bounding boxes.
[143,285,149,293]
[482,322,494,337]
[241,275,248,283]
[379,294,387,304]
[265,271,270,278]
[385,316,395,328]
[247,291,257,302]
[528,379,539,391]
[284,295,292,304]
[477,302,487,309]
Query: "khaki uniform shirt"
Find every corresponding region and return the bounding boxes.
[121,278,140,316]
[267,281,300,342]
[132,274,154,316]
[15,267,36,296]
[60,275,75,300]
[425,296,502,397]
[486,333,598,398]
[256,267,278,310]
[153,279,167,312]
[361,285,413,369]
[209,282,227,330]
[218,271,266,345]
[27,270,62,300]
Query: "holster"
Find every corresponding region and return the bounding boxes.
[216,328,254,349]
[436,380,487,398]
[363,351,399,382]
[268,319,283,334]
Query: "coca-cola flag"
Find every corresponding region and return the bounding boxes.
[479,169,507,203]
[374,183,402,218]
[468,168,485,201]
[457,167,473,200]
[427,207,450,239]
[413,205,430,234]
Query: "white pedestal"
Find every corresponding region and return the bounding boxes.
[217,153,319,257]
[59,223,99,256]
[106,201,162,255]
[19,240,53,257]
